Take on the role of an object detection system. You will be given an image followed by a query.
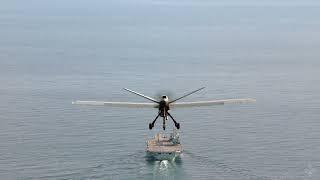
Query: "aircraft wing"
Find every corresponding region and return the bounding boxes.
[170,98,256,108]
[72,100,158,108]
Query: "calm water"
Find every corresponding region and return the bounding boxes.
[1,0,320,179]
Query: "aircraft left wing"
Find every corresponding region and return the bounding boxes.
[170,98,256,108]
[72,101,158,108]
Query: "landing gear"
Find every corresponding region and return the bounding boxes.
[149,110,180,130]
[150,119,177,130]
[149,112,161,130]
[167,112,180,129]
[163,117,166,130]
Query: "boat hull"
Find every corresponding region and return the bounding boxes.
[146,151,182,161]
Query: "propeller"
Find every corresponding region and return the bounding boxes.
[169,87,205,104]
[154,90,175,101]
[123,88,159,103]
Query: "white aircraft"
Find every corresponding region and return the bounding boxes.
[72,87,255,130]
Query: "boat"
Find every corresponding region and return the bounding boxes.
[146,129,182,160]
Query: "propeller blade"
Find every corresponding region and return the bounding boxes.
[169,87,205,104]
[123,88,159,103]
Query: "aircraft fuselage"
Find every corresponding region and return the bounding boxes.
[158,96,170,117]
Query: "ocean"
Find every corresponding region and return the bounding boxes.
[1,0,320,179]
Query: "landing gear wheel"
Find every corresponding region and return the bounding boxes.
[176,123,180,129]
[163,126,166,130]
[149,123,153,130]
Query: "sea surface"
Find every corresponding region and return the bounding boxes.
[1,0,320,179]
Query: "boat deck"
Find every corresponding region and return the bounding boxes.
[146,133,182,153]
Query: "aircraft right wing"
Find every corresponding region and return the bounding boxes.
[170,98,256,108]
[72,100,159,108]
